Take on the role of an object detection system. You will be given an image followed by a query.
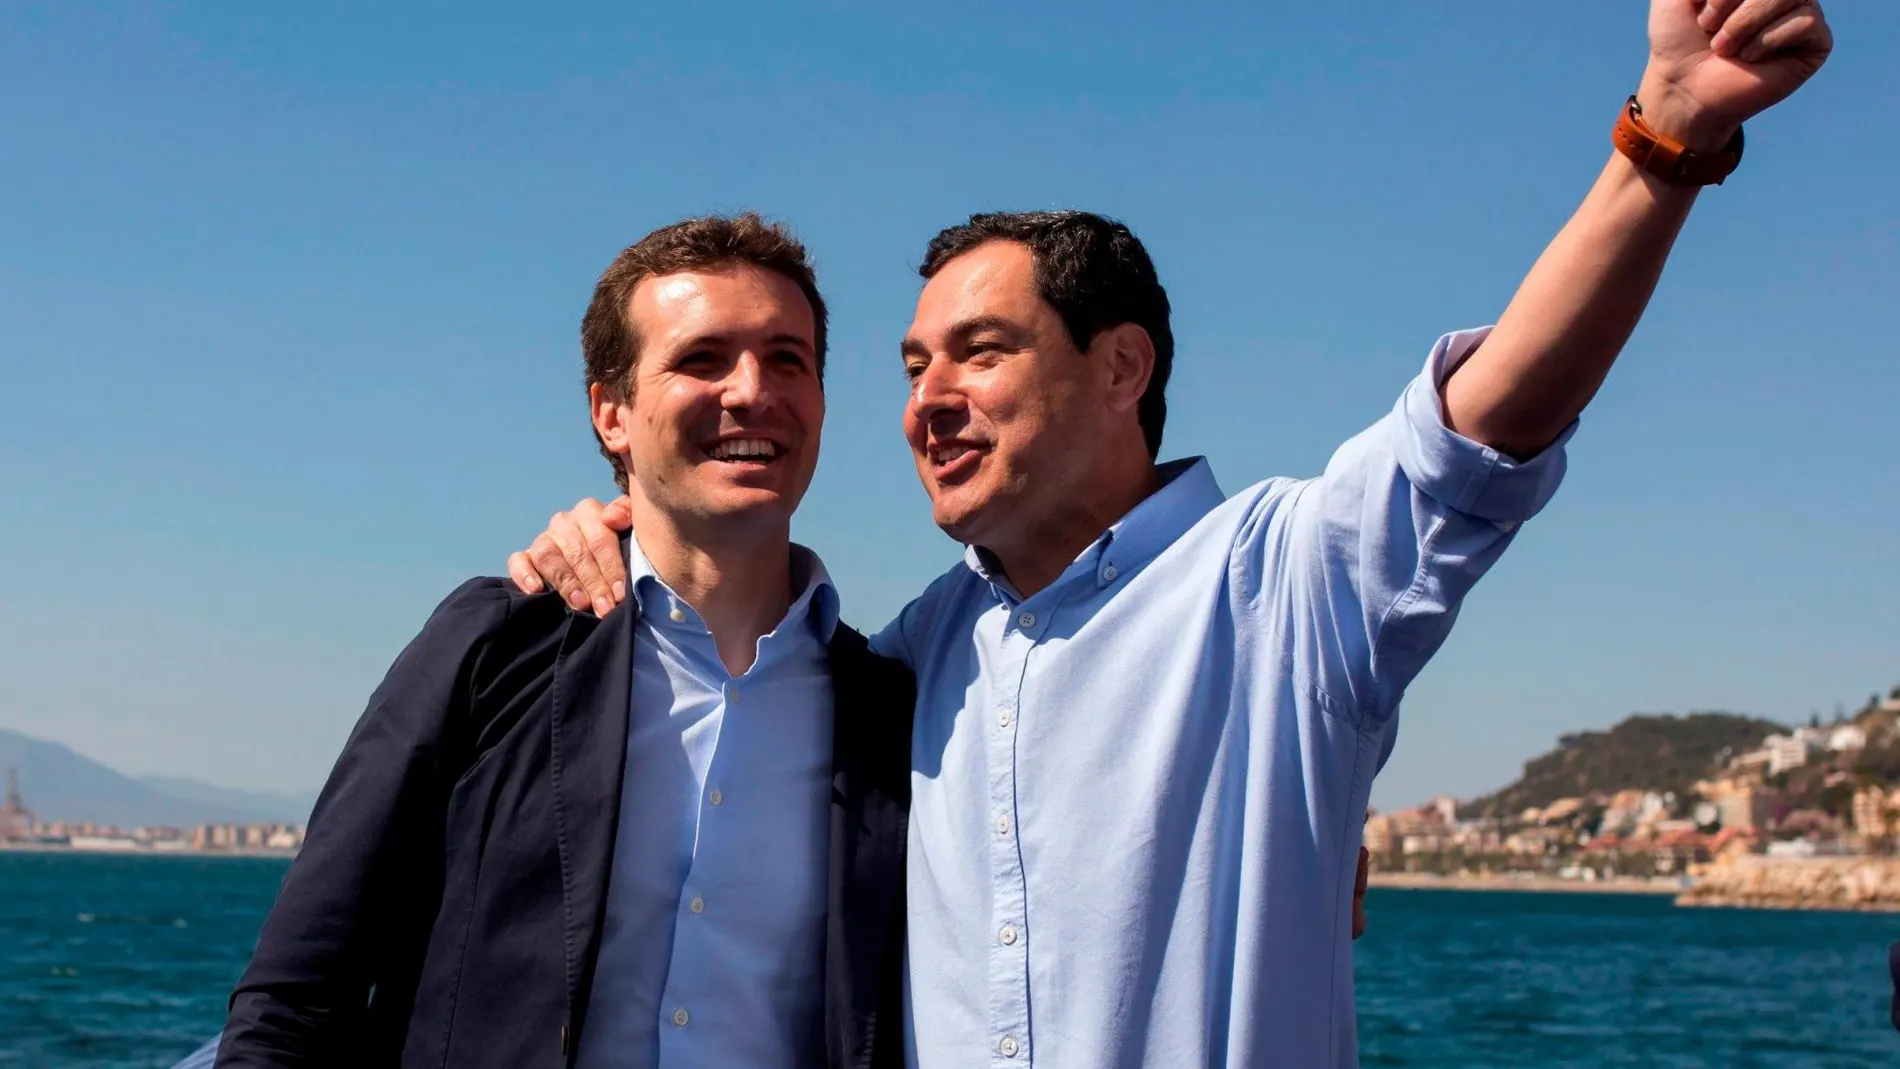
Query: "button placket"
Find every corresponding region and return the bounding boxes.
[984,611,1034,1064]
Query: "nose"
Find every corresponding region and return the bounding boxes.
[909,355,963,423]
[720,352,774,414]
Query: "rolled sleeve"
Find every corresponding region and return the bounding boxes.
[1392,326,1575,526]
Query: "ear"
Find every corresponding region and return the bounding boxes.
[590,382,633,455]
[1089,322,1156,416]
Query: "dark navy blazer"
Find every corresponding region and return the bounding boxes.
[216,575,914,1069]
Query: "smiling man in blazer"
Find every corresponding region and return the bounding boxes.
[214,214,914,1069]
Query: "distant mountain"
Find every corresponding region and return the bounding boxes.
[0,727,315,828]
[136,775,317,825]
[1460,712,1788,820]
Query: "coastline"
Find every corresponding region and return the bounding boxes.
[0,842,295,860]
[1368,872,1681,895]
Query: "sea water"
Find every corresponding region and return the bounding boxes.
[3,852,1896,1067]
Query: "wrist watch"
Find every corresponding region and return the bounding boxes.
[1612,95,1745,186]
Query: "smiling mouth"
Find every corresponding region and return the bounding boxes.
[927,441,987,479]
[706,438,784,463]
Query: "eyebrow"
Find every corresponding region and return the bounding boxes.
[899,315,1023,360]
[672,330,815,354]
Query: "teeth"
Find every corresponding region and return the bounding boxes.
[709,439,779,460]
[931,445,973,465]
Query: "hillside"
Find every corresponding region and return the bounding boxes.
[136,775,316,824]
[0,727,314,828]
[1461,712,1787,819]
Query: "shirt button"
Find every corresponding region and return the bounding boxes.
[690,896,705,914]
[1017,611,1036,630]
[668,607,686,623]
[1000,1036,1020,1057]
[999,924,1018,945]
[1102,564,1117,582]
[996,814,1010,836]
[997,709,1012,729]
[672,1008,689,1027]
[708,788,723,806]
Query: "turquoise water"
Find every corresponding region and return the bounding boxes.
[3,852,1897,1066]
[1355,887,1898,1067]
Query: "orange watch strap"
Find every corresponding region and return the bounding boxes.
[1612,95,1744,186]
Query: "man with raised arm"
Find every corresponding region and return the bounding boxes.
[514,4,1831,1065]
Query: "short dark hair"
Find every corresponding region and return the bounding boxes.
[918,210,1173,458]
[581,212,828,491]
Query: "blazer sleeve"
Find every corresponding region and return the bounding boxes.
[216,578,516,1068]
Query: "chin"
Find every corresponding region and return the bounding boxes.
[930,496,992,547]
[710,492,795,521]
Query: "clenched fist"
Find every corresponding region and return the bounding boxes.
[1640,0,1832,149]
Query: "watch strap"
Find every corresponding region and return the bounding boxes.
[1612,95,1744,186]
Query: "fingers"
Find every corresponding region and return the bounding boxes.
[513,496,634,616]
[1697,0,1747,36]
[547,511,615,616]
[1709,0,1813,58]
[602,494,635,529]
[1738,4,1830,64]
[571,498,630,607]
[526,529,585,612]
[507,550,544,595]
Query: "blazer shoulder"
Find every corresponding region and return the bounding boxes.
[427,576,572,643]
[411,577,577,696]
[399,576,583,762]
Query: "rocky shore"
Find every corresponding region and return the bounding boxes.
[1677,856,1900,913]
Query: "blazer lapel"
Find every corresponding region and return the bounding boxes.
[547,591,635,1044]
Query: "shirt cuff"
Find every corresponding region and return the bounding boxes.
[1390,326,1574,526]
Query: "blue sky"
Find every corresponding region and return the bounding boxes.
[3,1,1896,812]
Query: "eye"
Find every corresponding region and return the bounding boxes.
[770,349,810,372]
[678,350,718,370]
[903,360,927,382]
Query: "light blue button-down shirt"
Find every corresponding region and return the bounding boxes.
[875,329,1571,1068]
[575,535,840,1069]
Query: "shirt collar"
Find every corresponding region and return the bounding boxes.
[625,531,839,645]
[963,456,1226,599]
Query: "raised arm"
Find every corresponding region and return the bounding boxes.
[1442,0,1831,458]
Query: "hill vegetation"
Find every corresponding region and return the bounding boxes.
[1460,712,1787,820]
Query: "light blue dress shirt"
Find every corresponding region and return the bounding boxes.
[574,535,840,1069]
[875,328,1572,1068]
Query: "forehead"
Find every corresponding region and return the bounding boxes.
[627,264,815,348]
[909,241,1044,335]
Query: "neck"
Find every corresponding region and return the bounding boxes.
[989,453,1163,599]
[628,498,796,675]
